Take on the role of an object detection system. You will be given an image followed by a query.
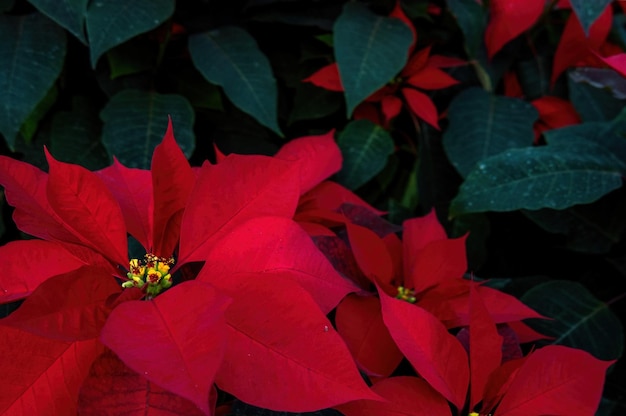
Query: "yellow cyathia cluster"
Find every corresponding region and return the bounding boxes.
[122,253,175,297]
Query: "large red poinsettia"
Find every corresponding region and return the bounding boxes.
[304,2,460,130]
[335,284,613,416]
[0,120,377,415]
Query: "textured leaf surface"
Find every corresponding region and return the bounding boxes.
[443,87,538,178]
[207,272,380,412]
[0,240,85,303]
[101,90,195,169]
[0,13,65,149]
[179,155,300,263]
[335,294,403,377]
[79,350,206,415]
[334,2,413,115]
[0,326,103,415]
[495,346,612,415]
[27,0,88,42]
[189,26,281,135]
[450,143,624,216]
[379,293,469,409]
[1,267,119,341]
[46,151,128,266]
[336,119,394,190]
[85,0,174,67]
[201,216,359,314]
[346,223,394,285]
[484,0,544,58]
[150,118,195,257]
[446,0,487,59]
[275,130,342,194]
[100,281,230,415]
[521,280,624,361]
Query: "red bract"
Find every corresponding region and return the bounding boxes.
[485,0,545,58]
[303,4,460,129]
[0,120,377,414]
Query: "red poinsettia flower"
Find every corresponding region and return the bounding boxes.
[0,120,378,414]
[335,284,613,415]
[303,2,461,130]
[331,210,546,380]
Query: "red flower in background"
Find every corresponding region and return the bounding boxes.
[304,2,462,130]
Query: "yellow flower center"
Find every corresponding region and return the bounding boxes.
[395,286,416,303]
[122,253,175,298]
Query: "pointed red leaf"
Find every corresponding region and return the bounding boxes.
[402,210,447,253]
[303,63,344,91]
[380,95,403,125]
[427,55,467,68]
[0,240,85,303]
[336,376,452,416]
[507,319,552,343]
[95,159,153,250]
[379,291,469,409]
[406,67,459,90]
[551,6,613,83]
[78,350,205,416]
[532,96,581,132]
[346,223,394,287]
[485,0,545,58]
[210,272,380,412]
[45,150,128,267]
[100,281,230,415]
[0,326,103,415]
[178,155,300,263]
[401,87,440,129]
[405,236,467,293]
[598,52,626,78]
[495,346,613,415]
[312,235,371,289]
[151,118,195,257]
[275,130,342,194]
[298,181,385,215]
[0,156,78,243]
[468,283,503,411]
[354,102,385,126]
[199,216,360,313]
[401,46,431,77]
[335,294,403,377]
[481,356,526,414]
[1,267,119,341]
[390,1,416,52]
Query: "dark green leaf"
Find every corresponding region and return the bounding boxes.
[333,2,413,116]
[446,0,487,59]
[27,0,88,43]
[516,55,551,100]
[0,0,14,12]
[19,85,57,143]
[85,0,174,67]
[450,143,624,215]
[568,72,625,122]
[335,119,394,190]
[570,68,626,100]
[106,38,156,79]
[569,0,612,36]
[100,90,195,169]
[50,98,109,171]
[443,87,538,178]
[189,26,282,136]
[522,280,624,361]
[0,13,66,150]
[522,190,626,254]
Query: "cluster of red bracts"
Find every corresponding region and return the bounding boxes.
[0,119,612,415]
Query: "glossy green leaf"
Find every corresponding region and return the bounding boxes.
[0,13,66,150]
[333,2,413,116]
[450,142,624,216]
[19,85,57,143]
[189,26,282,136]
[568,73,624,122]
[335,119,394,190]
[522,280,624,361]
[85,0,174,67]
[50,98,109,171]
[27,0,88,43]
[288,83,343,124]
[100,90,195,169]
[569,0,612,36]
[443,87,538,178]
[106,39,155,79]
